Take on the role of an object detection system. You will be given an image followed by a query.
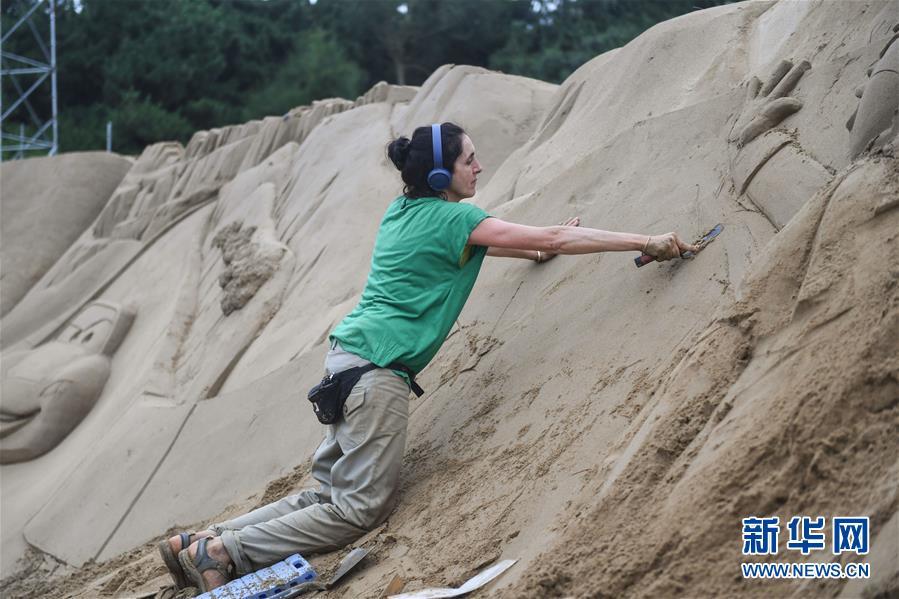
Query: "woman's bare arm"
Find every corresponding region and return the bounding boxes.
[484,216,580,262]
[470,218,696,260]
[486,247,540,260]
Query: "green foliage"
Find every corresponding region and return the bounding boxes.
[314,0,532,86]
[242,28,364,119]
[109,90,194,153]
[491,0,738,83]
[1,0,738,155]
[58,104,107,152]
[100,2,228,108]
[48,0,311,152]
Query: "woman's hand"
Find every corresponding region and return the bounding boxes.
[536,216,580,263]
[642,232,697,261]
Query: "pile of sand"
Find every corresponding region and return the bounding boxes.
[1,1,896,597]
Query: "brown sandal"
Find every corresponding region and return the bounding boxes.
[158,531,215,589]
[157,532,195,589]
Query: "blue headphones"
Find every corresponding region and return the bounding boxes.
[427,123,452,191]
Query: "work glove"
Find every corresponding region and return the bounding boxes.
[643,232,695,262]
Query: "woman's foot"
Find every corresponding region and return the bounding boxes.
[184,537,233,591]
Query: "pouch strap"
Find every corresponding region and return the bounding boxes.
[386,362,424,397]
[329,362,424,398]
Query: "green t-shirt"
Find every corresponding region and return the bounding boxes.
[330,195,491,377]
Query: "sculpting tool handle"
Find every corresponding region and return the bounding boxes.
[634,254,655,268]
[634,249,696,268]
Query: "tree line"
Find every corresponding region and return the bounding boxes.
[2,0,735,156]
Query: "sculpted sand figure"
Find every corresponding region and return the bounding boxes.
[0,301,135,464]
[847,23,899,159]
[727,56,833,230]
[735,58,811,147]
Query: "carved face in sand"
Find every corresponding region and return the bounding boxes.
[58,301,131,356]
[0,300,135,463]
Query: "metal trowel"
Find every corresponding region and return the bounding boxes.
[634,223,724,268]
[273,548,370,598]
[322,547,369,589]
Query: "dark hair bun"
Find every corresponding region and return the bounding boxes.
[387,137,411,170]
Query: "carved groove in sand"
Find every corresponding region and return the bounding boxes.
[846,23,899,159]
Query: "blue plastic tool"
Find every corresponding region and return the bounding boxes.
[196,553,318,599]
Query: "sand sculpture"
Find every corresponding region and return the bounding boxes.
[736,58,811,146]
[0,1,896,597]
[0,301,135,464]
[509,7,899,596]
[0,152,132,317]
[727,57,834,230]
[514,136,899,598]
[212,221,287,316]
[847,22,899,159]
[0,65,548,575]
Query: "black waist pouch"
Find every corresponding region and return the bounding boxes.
[307,363,424,425]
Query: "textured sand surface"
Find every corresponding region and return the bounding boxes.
[0,152,132,316]
[1,1,896,597]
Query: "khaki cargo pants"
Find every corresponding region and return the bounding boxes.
[211,344,410,575]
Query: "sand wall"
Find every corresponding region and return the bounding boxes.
[0,152,132,317]
[1,1,896,597]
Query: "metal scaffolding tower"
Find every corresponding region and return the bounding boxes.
[1,0,58,160]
